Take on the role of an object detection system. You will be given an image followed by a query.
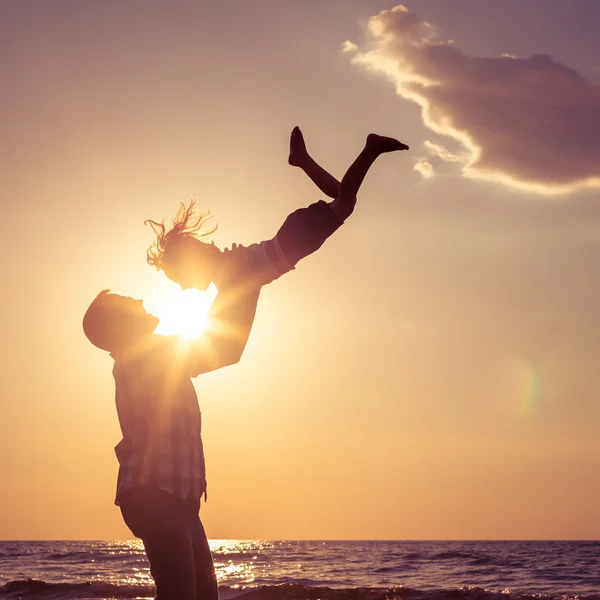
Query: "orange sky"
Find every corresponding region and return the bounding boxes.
[1,0,599,540]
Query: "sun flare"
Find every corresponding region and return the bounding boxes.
[153,286,217,339]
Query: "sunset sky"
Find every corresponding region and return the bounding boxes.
[2,0,599,541]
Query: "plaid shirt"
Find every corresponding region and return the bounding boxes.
[113,336,207,505]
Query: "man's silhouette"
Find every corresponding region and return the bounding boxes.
[83,284,261,600]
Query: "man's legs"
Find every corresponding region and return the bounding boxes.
[190,513,220,600]
[120,487,198,600]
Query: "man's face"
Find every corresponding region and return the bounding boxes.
[106,294,159,338]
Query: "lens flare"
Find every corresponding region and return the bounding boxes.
[512,359,540,418]
[488,357,541,419]
[153,286,217,339]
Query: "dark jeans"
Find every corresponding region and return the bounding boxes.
[120,486,219,600]
[276,200,343,266]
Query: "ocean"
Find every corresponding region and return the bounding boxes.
[0,540,598,600]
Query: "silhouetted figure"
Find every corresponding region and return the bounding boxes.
[83,285,262,600]
[84,128,408,600]
[145,128,408,290]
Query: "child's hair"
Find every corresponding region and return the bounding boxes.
[145,199,217,270]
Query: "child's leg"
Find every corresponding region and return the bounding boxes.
[289,127,409,221]
[288,126,341,199]
[275,131,408,270]
[329,134,409,222]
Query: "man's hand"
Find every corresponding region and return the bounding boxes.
[211,244,251,292]
[212,244,282,291]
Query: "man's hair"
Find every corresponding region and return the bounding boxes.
[82,289,121,352]
[145,199,217,271]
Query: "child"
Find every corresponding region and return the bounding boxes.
[145,127,408,290]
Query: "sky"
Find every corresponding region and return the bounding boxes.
[1,0,599,541]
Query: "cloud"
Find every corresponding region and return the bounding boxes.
[341,40,359,53]
[414,160,434,178]
[424,141,466,164]
[345,5,600,194]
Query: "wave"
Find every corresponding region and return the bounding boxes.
[36,548,262,564]
[46,551,135,562]
[0,548,137,562]
[2,580,599,600]
[0,578,151,599]
[432,552,477,560]
[220,583,600,600]
[213,551,262,560]
[468,557,493,566]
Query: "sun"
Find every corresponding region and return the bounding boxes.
[153,286,218,339]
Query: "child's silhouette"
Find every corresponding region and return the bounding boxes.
[145,127,408,291]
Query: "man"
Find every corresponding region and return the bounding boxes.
[83,283,261,600]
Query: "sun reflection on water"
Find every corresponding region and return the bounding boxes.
[210,540,276,585]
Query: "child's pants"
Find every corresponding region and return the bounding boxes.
[276,199,343,266]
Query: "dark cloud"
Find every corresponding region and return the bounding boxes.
[345,5,600,194]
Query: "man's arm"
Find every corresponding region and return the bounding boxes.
[184,282,261,377]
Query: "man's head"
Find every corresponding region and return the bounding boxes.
[146,200,220,290]
[83,290,159,353]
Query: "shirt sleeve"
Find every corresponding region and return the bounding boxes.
[222,239,294,286]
